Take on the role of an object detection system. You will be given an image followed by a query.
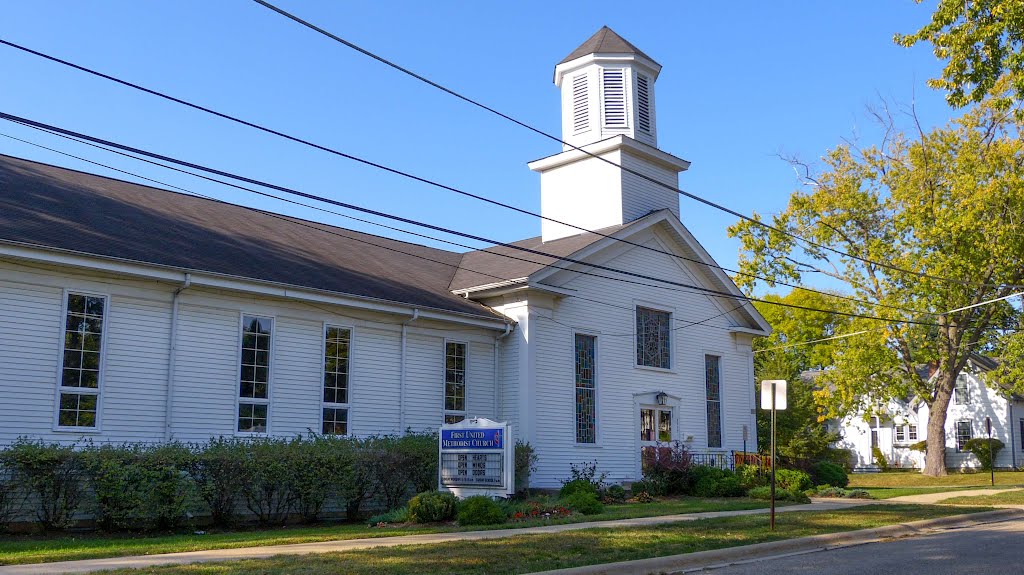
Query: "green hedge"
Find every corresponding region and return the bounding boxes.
[0,433,439,532]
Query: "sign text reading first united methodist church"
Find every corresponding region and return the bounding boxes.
[440,428,503,450]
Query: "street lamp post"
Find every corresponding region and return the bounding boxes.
[760,380,787,531]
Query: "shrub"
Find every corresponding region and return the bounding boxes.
[142,443,195,531]
[1,439,85,530]
[845,489,872,499]
[515,440,539,494]
[963,438,1005,471]
[339,437,376,520]
[561,461,606,495]
[824,447,854,471]
[81,444,150,531]
[186,437,247,527]
[560,478,598,499]
[368,506,409,526]
[810,461,848,488]
[562,491,604,515]
[691,467,745,498]
[239,438,295,525]
[457,496,507,525]
[641,442,692,495]
[774,469,813,492]
[909,440,928,452]
[604,484,627,503]
[629,479,660,497]
[398,432,439,494]
[736,464,766,490]
[872,446,890,471]
[747,486,810,503]
[408,491,459,523]
[287,436,343,523]
[812,486,849,498]
[0,465,21,532]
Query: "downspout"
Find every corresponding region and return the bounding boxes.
[399,308,419,434]
[1011,402,1017,469]
[164,273,191,441]
[494,322,512,419]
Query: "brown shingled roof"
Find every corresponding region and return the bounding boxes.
[450,223,628,292]
[0,154,503,320]
[559,26,659,65]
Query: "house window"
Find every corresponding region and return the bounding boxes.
[56,292,106,429]
[1020,419,1024,452]
[641,407,672,442]
[956,420,973,452]
[572,73,589,133]
[238,315,272,433]
[444,342,466,423]
[895,426,906,443]
[602,68,627,127]
[636,306,671,369]
[954,374,970,405]
[705,355,723,448]
[322,326,351,435]
[574,334,597,444]
[636,73,651,134]
[908,424,918,441]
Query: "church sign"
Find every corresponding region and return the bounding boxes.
[439,418,513,497]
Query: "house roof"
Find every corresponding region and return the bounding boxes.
[559,26,658,65]
[449,222,628,292]
[0,154,505,321]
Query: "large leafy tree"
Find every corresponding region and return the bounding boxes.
[752,291,851,461]
[729,94,1024,476]
[896,0,1024,108]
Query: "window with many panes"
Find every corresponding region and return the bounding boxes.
[895,425,906,442]
[56,292,106,429]
[705,355,723,448]
[444,342,466,423]
[956,420,973,451]
[238,315,272,433]
[954,374,970,405]
[640,408,672,442]
[636,306,671,369]
[908,424,918,441]
[322,326,351,435]
[575,334,597,444]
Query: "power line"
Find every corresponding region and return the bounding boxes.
[0,125,749,334]
[247,1,1016,291]
[0,37,935,315]
[0,112,941,327]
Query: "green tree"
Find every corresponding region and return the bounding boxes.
[729,94,1024,476]
[752,291,848,461]
[896,0,1024,108]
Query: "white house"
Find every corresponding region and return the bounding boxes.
[837,355,1024,471]
[0,27,770,488]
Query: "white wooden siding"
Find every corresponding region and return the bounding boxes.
[619,151,679,223]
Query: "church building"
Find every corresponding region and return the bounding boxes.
[0,27,770,488]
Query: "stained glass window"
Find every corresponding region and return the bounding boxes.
[636,307,671,368]
[705,355,722,448]
[575,334,597,444]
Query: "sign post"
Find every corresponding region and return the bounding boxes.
[438,417,514,498]
[760,380,787,531]
[742,424,748,463]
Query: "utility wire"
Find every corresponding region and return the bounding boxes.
[0,37,937,315]
[0,112,941,327]
[247,0,1018,291]
[1,125,749,334]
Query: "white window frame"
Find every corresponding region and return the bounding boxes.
[321,323,354,436]
[908,424,918,441]
[235,312,274,436]
[895,425,906,443]
[704,353,725,449]
[53,288,109,433]
[443,339,468,423]
[634,303,674,372]
[954,373,970,405]
[956,420,973,452]
[639,405,674,444]
[573,331,600,446]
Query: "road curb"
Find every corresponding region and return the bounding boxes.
[526,508,1024,575]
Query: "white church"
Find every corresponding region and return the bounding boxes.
[0,27,770,488]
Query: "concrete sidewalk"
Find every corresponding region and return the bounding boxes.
[887,487,1024,504]
[0,501,868,575]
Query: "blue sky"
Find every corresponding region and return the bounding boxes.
[0,1,952,292]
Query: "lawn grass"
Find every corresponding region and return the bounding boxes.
[857,486,1002,499]
[942,490,1024,506]
[848,470,1024,490]
[0,497,771,566]
[83,505,990,575]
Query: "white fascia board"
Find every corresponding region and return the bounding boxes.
[0,240,511,331]
[553,53,662,86]
[527,135,690,174]
[451,278,529,297]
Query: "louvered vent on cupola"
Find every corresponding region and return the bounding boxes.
[572,73,589,133]
[602,68,627,127]
[636,73,651,134]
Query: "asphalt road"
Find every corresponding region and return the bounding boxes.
[696,518,1024,575]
